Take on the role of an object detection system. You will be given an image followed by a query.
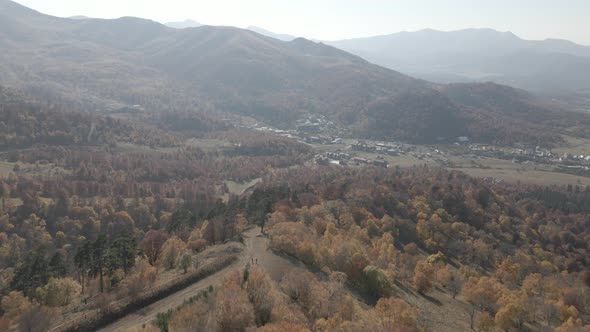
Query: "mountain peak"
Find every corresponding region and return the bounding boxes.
[165,19,201,29]
[417,28,437,33]
[0,0,45,17]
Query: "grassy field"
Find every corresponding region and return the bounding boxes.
[114,142,179,154]
[185,138,234,152]
[113,139,235,154]
[316,142,590,187]
[357,152,432,167]
[0,161,71,179]
[448,156,524,170]
[0,161,14,176]
[448,155,590,186]
[554,135,590,155]
[314,143,434,168]
[18,162,71,178]
[450,167,590,186]
[225,178,261,196]
[219,178,262,202]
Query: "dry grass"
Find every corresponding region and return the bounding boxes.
[0,161,14,177]
[225,178,261,196]
[8,161,71,179]
[451,167,590,186]
[185,138,233,152]
[554,135,590,155]
[316,141,590,187]
[314,140,590,187]
[113,142,179,154]
[448,156,524,170]
[396,285,473,332]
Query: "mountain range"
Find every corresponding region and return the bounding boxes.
[1,0,589,146]
[328,28,590,99]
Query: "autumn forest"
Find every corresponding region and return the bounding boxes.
[0,1,590,331]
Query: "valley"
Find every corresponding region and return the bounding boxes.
[0,1,589,331]
[251,118,590,187]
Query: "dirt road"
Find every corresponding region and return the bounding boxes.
[98,226,306,331]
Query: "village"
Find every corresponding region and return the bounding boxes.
[248,116,590,177]
[462,143,590,172]
[250,117,452,169]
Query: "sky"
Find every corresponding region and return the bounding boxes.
[13,0,590,44]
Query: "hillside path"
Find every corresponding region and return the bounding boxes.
[97,226,306,331]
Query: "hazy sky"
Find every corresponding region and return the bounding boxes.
[13,0,590,44]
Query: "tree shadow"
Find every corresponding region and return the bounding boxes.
[420,292,443,306]
[394,279,414,295]
[392,279,443,305]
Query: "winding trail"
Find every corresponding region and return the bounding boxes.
[97,226,306,331]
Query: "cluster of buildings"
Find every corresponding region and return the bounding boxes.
[254,117,590,176]
[324,151,350,160]
[561,153,590,163]
[302,135,343,145]
[466,144,590,173]
[349,140,453,166]
[466,144,556,163]
[557,154,590,172]
[351,156,389,168]
[315,152,389,168]
[482,177,504,185]
[351,141,405,156]
[295,117,329,134]
[512,146,554,159]
[295,116,343,135]
[252,125,343,145]
[252,116,346,146]
[105,104,146,114]
[295,116,345,144]
[411,151,450,165]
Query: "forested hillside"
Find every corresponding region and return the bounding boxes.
[0,86,314,331]
[136,166,590,331]
[1,117,588,331]
[0,86,179,148]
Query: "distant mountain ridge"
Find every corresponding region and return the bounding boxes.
[328,28,590,96]
[1,0,590,146]
[69,15,92,20]
[333,28,590,56]
[246,26,296,41]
